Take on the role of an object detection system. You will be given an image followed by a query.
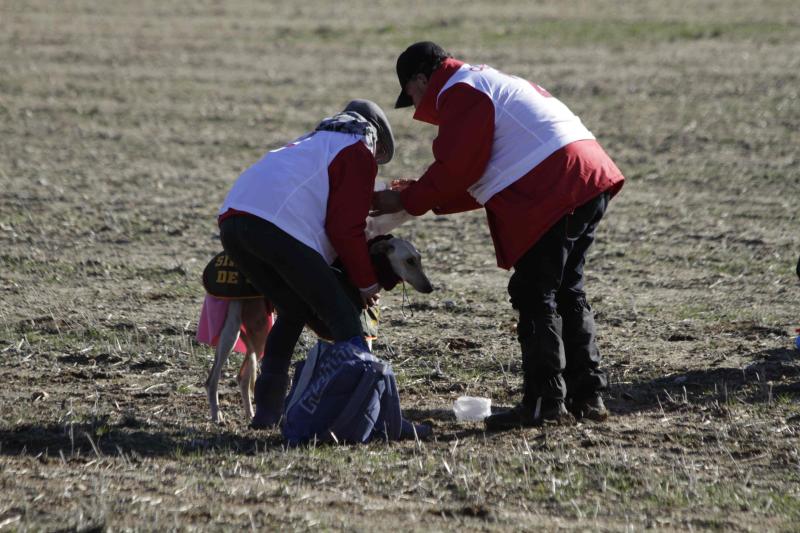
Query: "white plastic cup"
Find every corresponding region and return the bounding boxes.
[453,396,492,422]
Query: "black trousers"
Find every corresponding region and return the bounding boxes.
[507,192,609,403]
[219,216,363,375]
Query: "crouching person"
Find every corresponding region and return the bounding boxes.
[217,100,394,429]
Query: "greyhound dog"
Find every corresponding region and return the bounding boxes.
[202,234,432,424]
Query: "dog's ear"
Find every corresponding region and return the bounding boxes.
[370,239,394,255]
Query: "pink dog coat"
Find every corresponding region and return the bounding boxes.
[196,294,274,355]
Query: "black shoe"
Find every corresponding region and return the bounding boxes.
[484,399,575,431]
[569,394,608,422]
[250,372,290,430]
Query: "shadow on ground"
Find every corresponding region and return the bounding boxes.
[403,407,495,442]
[0,414,447,457]
[0,417,285,459]
[609,347,800,415]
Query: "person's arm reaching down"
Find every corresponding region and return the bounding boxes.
[326,141,380,306]
[400,83,495,215]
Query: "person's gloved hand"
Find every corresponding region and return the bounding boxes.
[359,284,381,308]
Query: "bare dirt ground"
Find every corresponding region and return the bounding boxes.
[2,0,800,530]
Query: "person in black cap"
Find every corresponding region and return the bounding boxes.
[373,42,625,429]
[219,99,395,429]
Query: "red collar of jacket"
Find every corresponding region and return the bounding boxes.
[412,58,465,125]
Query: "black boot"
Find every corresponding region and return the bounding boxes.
[568,393,609,422]
[485,397,574,430]
[486,312,573,430]
[519,312,568,408]
[560,299,607,412]
[250,371,290,429]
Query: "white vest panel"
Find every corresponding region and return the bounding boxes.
[220,131,363,264]
[437,64,595,204]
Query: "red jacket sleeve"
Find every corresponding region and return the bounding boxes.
[326,141,379,290]
[432,191,482,215]
[400,83,494,216]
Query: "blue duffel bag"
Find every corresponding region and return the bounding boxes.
[282,339,426,445]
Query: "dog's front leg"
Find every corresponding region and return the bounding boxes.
[206,300,242,424]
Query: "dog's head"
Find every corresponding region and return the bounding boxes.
[369,237,433,293]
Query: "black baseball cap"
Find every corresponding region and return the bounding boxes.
[394,41,449,108]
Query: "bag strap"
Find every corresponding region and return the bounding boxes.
[285,340,326,413]
[376,366,403,440]
[328,364,384,443]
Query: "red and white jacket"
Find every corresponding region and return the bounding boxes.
[219,131,378,290]
[400,58,625,269]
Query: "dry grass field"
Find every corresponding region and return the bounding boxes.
[2,0,800,530]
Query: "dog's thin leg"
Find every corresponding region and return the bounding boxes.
[238,350,258,419]
[206,300,242,424]
[238,298,269,421]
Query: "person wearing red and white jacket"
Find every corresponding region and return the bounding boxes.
[219,99,394,429]
[372,42,625,429]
